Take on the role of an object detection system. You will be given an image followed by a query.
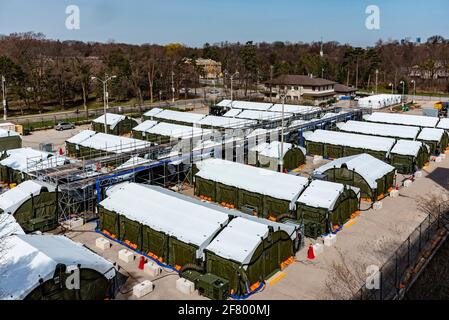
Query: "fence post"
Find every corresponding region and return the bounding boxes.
[407,237,411,268]
[419,224,422,251]
[428,214,431,241]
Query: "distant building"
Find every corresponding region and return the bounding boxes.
[184,58,222,80]
[334,83,357,97]
[410,61,449,80]
[264,74,336,105]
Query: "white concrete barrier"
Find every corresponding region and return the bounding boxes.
[133,280,154,298]
[313,155,324,165]
[373,202,383,210]
[390,190,399,198]
[176,278,195,295]
[404,180,413,188]
[95,238,110,251]
[415,171,423,178]
[144,262,162,277]
[313,243,324,256]
[118,249,134,263]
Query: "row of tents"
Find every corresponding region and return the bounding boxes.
[0,216,116,300]
[357,94,402,109]
[193,159,363,239]
[98,182,301,296]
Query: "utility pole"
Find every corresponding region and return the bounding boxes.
[171,71,175,103]
[280,92,286,173]
[355,58,359,90]
[411,80,416,103]
[92,74,117,134]
[375,69,379,94]
[1,75,6,121]
[270,65,274,103]
[230,71,239,108]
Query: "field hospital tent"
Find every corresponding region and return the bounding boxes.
[91,113,138,136]
[417,128,448,155]
[143,109,206,126]
[249,141,306,172]
[194,159,309,221]
[0,129,22,152]
[363,112,439,128]
[131,120,158,141]
[0,180,58,233]
[337,120,420,141]
[314,154,396,202]
[389,140,430,174]
[358,94,402,109]
[0,234,116,300]
[66,130,97,157]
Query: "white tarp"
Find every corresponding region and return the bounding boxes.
[314,153,395,189]
[297,180,345,210]
[306,130,396,153]
[66,130,97,145]
[418,128,445,142]
[99,183,229,258]
[223,101,273,111]
[390,140,424,157]
[205,217,269,265]
[132,120,158,133]
[92,113,127,130]
[339,120,420,140]
[232,110,293,121]
[363,112,439,128]
[0,148,53,172]
[0,128,20,138]
[269,104,320,114]
[148,110,206,125]
[437,118,449,130]
[358,94,402,109]
[198,115,256,128]
[147,122,213,140]
[0,214,25,238]
[0,235,116,300]
[196,158,309,207]
[143,108,164,117]
[222,109,243,118]
[79,133,151,154]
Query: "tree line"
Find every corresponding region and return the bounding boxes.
[0,32,448,116]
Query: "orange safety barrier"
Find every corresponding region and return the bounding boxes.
[267,216,277,222]
[377,194,385,201]
[387,187,394,193]
[361,197,372,203]
[250,282,260,292]
[175,265,182,271]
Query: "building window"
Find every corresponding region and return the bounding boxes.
[293,96,299,101]
[294,86,298,90]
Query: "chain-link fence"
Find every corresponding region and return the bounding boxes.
[356,211,446,300]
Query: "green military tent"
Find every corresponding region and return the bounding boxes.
[0,180,58,233]
[143,109,206,126]
[389,140,430,174]
[194,159,309,221]
[131,120,158,141]
[91,113,138,136]
[297,180,360,238]
[204,217,295,296]
[0,129,22,152]
[337,120,420,141]
[135,122,213,145]
[249,141,306,172]
[197,115,257,130]
[363,112,440,128]
[65,130,97,158]
[0,234,116,300]
[417,128,448,155]
[314,153,396,202]
[306,129,396,160]
[98,183,229,268]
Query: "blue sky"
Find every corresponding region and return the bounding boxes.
[0,0,448,47]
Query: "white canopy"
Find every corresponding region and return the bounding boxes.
[219,100,273,111]
[66,130,97,145]
[269,104,320,114]
[148,110,206,125]
[338,120,420,140]
[418,128,445,142]
[143,108,164,117]
[390,140,424,157]
[437,118,449,130]
[92,113,127,130]
[198,115,256,128]
[363,112,439,128]
[0,128,20,138]
[146,122,213,140]
[79,133,151,154]
[132,120,158,132]
[0,148,53,172]
[297,180,345,210]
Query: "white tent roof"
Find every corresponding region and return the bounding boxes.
[198,115,256,128]
[132,120,158,132]
[0,235,116,300]
[437,118,449,130]
[99,183,229,257]
[216,99,232,107]
[147,122,213,139]
[339,120,420,140]
[306,130,396,153]
[390,140,423,157]
[79,133,151,153]
[363,112,439,128]
[0,180,55,215]
[269,104,320,114]
[251,141,305,159]
[417,128,445,142]
[205,217,269,265]
[92,113,127,130]
[225,101,273,111]
[297,180,345,210]
[66,130,97,145]
[0,214,25,239]
[0,128,20,138]
[196,159,309,204]
[144,108,164,117]
[0,148,53,172]
[149,110,206,124]
[116,156,152,170]
[233,110,293,121]
[222,109,243,118]
[314,153,395,189]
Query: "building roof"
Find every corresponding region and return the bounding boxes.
[306,130,396,153]
[363,112,439,128]
[196,159,309,206]
[92,113,128,130]
[390,140,423,157]
[314,154,395,189]
[334,84,357,93]
[0,180,55,215]
[266,75,336,86]
[269,104,320,114]
[99,183,229,255]
[0,235,115,300]
[297,180,345,210]
[132,120,159,133]
[66,130,97,145]
[338,120,420,140]
[205,217,269,265]
[79,133,151,154]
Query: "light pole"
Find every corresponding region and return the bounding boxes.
[375,69,379,94]
[92,75,117,134]
[400,80,405,107]
[229,71,239,108]
[411,80,416,103]
[1,75,6,121]
[279,91,286,173]
[389,83,394,95]
[171,71,175,103]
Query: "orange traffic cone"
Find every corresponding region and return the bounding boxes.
[138,256,145,270]
[307,244,315,260]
